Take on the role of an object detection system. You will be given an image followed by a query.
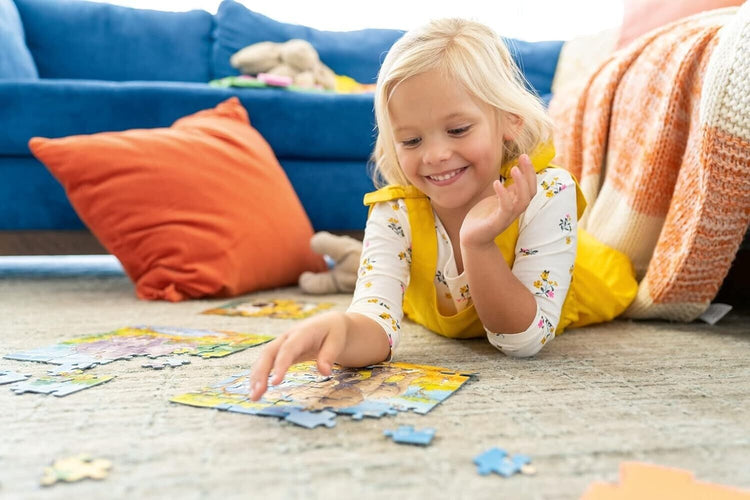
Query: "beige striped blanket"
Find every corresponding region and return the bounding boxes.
[549,5,750,321]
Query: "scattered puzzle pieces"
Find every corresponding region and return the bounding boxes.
[141,356,191,370]
[171,362,473,429]
[384,425,436,446]
[11,371,114,397]
[202,298,334,319]
[474,447,534,477]
[0,370,30,385]
[4,326,272,371]
[40,454,112,486]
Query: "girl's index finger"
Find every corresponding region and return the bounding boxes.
[249,336,285,400]
[518,154,537,194]
[492,178,504,197]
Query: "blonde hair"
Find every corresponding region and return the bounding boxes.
[371,18,553,187]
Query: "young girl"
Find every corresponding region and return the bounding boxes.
[249,18,636,401]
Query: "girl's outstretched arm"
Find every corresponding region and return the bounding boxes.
[249,311,390,401]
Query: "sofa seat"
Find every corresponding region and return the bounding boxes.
[0,80,376,160]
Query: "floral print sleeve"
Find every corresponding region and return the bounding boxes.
[346,200,411,358]
[485,167,578,358]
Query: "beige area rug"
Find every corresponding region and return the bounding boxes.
[0,276,748,499]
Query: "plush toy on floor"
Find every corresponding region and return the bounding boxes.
[230,39,337,90]
[298,232,362,294]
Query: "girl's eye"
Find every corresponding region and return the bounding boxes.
[448,125,471,135]
[401,137,421,147]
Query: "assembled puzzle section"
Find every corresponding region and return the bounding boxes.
[4,326,273,371]
[10,370,114,397]
[202,299,334,319]
[171,361,474,429]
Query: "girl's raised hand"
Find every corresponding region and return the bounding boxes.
[248,311,349,401]
[460,154,537,248]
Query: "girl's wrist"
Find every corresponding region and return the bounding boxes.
[459,233,497,253]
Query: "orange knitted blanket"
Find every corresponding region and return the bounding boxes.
[549,7,750,321]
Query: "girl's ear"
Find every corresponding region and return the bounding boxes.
[501,113,523,141]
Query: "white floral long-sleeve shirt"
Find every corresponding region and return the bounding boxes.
[347,167,578,358]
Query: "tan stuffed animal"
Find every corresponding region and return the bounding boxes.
[230,39,337,90]
[298,231,362,294]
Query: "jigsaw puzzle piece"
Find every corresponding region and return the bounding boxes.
[0,370,30,385]
[384,425,436,446]
[473,448,535,477]
[256,405,299,418]
[284,408,337,429]
[47,362,98,375]
[336,400,399,420]
[474,447,508,476]
[40,454,112,486]
[141,356,191,369]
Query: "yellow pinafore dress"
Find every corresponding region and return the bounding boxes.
[363,144,638,339]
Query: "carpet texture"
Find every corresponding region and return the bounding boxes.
[0,276,748,499]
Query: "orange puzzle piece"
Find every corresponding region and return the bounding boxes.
[582,462,750,500]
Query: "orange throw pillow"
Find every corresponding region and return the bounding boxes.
[29,97,326,301]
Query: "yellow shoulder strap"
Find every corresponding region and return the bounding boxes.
[363,185,425,206]
[499,142,587,219]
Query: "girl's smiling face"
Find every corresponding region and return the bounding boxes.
[388,69,510,216]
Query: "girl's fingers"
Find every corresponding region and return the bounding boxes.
[510,166,529,206]
[492,178,504,197]
[249,335,286,401]
[519,154,537,196]
[269,334,307,387]
[494,179,515,213]
[316,327,345,376]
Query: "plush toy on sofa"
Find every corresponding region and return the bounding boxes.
[298,231,362,294]
[229,39,337,90]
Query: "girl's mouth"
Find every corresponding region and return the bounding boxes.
[425,166,468,185]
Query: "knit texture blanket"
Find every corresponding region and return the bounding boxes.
[549,6,750,321]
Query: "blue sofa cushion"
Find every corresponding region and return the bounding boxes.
[212,0,404,83]
[0,0,37,79]
[504,38,564,98]
[0,80,377,160]
[13,0,214,82]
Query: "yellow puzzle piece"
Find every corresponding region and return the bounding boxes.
[41,454,112,486]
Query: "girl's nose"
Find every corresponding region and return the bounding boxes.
[423,141,451,165]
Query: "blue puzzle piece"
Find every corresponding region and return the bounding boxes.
[0,370,30,385]
[383,425,436,446]
[473,447,508,475]
[337,400,399,420]
[284,408,336,429]
[256,405,300,418]
[474,448,534,477]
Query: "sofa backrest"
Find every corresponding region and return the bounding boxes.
[504,38,564,99]
[212,0,404,84]
[13,0,214,82]
[0,0,38,79]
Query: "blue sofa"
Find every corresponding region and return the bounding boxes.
[0,0,563,233]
